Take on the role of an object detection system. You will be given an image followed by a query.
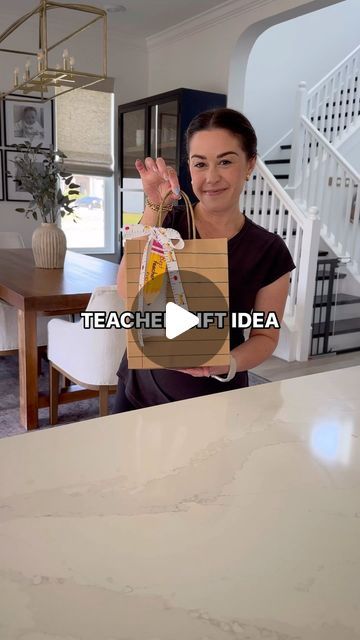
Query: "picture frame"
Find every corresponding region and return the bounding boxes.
[0,151,4,201]
[5,149,44,202]
[3,97,54,148]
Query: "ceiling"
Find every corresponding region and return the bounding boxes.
[0,0,230,37]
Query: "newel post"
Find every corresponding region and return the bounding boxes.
[295,206,321,361]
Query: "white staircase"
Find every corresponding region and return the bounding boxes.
[245,44,360,360]
[240,161,320,362]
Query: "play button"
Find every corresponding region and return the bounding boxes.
[165,302,199,339]
[127,269,229,368]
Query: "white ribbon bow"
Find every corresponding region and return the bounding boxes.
[122,224,189,346]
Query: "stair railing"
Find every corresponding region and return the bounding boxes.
[306,43,360,144]
[311,257,341,356]
[263,44,360,162]
[241,158,321,360]
[289,115,360,279]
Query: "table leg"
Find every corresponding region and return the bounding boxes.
[18,309,38,430]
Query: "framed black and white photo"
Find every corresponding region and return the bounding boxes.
[0,151,4,201]
[3,98,53,148]
[5,149,44,202]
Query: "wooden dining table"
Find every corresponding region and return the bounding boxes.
[0,249,119,430]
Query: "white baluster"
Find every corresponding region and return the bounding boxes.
[339,62,350,138]
[284,203,292,248]
[253,170,261,225]
[288,82,307,197]
[331,69,343,143]
[307,127,319,207]
[277,201,285,238]
[355,60,360,133]
[313,89,320,132]
[260,179,269,231]
[340,176,355,254]
[327,75,335,142]
[315,140,328,227]
[349,185,360,273]
[329,160,342,245]
[299,123,309,207]
[245,173,253,219]
[318,80,328,138]
[322,152,335,235]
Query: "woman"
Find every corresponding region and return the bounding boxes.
[114,108,296,412]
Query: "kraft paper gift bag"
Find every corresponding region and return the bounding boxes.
[122,190,230,369]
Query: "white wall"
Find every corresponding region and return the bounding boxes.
[147,0,343,96]
[0,15,147,247]
[244,0,360,153]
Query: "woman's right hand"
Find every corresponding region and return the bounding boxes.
[135,157,181,206]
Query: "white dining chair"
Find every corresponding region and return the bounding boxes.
[0,232,49,353]
[47,285,126,423]
[0,232,25,248]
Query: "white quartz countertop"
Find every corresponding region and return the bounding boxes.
[0,366,360,640]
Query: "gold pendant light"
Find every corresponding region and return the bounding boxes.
[0,0,107,102]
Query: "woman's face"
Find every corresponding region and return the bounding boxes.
[188,128,256,213]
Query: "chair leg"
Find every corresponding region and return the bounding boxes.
[49,363,60,425]
[99,386,109,417]
[60,373,72,388]
[38,347,42,376]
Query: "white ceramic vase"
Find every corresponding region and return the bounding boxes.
[32,222,67,269]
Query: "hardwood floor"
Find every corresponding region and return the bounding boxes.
[252,350,360,382]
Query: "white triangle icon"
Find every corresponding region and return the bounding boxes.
[165,302,199,339]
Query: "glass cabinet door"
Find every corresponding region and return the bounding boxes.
[121,108,146,226]
[122,108,146,179]
[150,100,178,168]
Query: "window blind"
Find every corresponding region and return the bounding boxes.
[55,79,114,177]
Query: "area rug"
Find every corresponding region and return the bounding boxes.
[0,355,269,439]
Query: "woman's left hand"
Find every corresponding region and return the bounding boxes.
[170,365,229,377]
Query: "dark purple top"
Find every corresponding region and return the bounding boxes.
[118,206,296,408]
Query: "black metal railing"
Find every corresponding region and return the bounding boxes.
[311,257,341,356]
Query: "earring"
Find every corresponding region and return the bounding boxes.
[246,174,250,181]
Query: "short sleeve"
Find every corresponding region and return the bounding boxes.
[261,235,296,288]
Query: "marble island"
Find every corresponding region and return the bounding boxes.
[0,366,360,640]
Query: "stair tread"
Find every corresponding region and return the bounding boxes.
[312,317,360,337]
[264,158,290,165]
[314,293,360,307]
[280,144,292,150]
[318,251,329,256]
[273,174,289,179]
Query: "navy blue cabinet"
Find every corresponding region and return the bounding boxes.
[118,88,226,229]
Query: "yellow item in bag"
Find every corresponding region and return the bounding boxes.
[143,239,167,305]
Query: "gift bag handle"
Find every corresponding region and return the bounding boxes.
[157,189,197,240]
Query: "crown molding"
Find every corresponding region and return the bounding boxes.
[146,0,276,51]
